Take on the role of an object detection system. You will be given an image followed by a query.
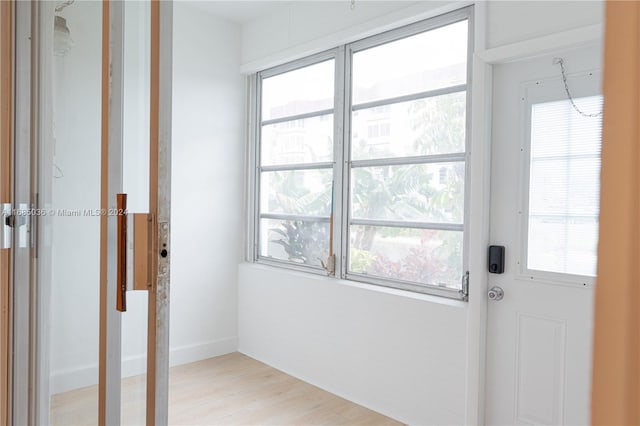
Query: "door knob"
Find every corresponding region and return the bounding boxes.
[488,286,504,301]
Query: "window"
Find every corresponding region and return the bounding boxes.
[525,95,603,278]
[252,8,472,298]
[257,59,335,268]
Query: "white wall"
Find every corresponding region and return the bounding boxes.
[237,1,604,424]
[240,0,604,72]
[48,1,245,394]
[485,1,603,49]
[169,2,245,367]
[241,1,460,72]
[238,265,468,425]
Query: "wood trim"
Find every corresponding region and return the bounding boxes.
[146,1,160,424]
[98,1,109,424]
[0,1,13,424]
[0,2,11,202]
[0,249,10,426]
[152,2,172,423]
[116,193,127,312]
[133,213,152,291]
[591,1,640,425]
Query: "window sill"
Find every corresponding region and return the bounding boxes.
[238,262,467,309]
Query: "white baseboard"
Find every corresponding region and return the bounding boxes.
[169,337,238,368]
[50,337,238,395]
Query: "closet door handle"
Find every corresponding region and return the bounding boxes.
[1,203,11,249]
[116,193,127,312]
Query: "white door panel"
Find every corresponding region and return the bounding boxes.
[486,45,601,426]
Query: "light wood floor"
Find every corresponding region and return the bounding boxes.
[51,352,402,425]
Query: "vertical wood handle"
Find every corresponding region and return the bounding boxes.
[116,193,127,312]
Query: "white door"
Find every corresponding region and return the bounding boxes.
[485,45,603,425]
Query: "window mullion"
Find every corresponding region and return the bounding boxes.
[332,45,347,278]
[350,153,466,168]
[261,108,334,126]
[339,45,353,279]
[351,83,466,112]
[260,162,334,173]
[251,74,262,262]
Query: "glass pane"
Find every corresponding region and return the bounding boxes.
[260,218,330,266]
[122,0,150,214]
[349,226,462,289]
[351,162,464,223]
[528,216,599,276]
[529,157,600,217]
[351,91,466,160]
[262,59,334,121]
[352,20,468,105]
[527,96,603,276]
[121,1,150,424]
[530,97,602,158]
[261,114,333,166]
[47,1,102,425]
[260,169,332,216]
[120,293,148,426]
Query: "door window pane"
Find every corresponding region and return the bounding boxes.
[527,96,603,276]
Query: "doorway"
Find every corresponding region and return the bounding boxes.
[485,45,602,424]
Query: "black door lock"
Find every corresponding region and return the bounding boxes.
[488,245,505,274]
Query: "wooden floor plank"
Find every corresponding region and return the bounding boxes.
[50,352,402,426]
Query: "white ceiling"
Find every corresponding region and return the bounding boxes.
[186,1,292,24]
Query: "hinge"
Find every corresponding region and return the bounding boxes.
[459,271,469,301]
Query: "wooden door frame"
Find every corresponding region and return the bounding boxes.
[591,2,640,424]
[0,1,14,424]
[99,1,124,424]
[146,1,172,424]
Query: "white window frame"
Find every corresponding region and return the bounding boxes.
[249,6,474,300]
[517,70,602,287]
[251,48,339,276]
